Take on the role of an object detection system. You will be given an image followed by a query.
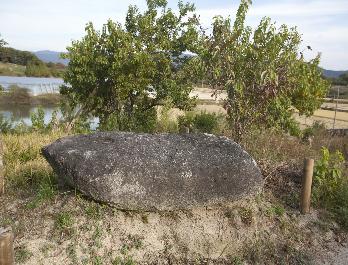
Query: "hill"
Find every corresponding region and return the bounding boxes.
[322,68,348,78]
[0,47,66,77]
[34,50,69,65]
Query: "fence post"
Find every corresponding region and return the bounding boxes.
[333,87,340,129]
[0,227,14,265]
[300,158,314,214]
[0,136,4,195]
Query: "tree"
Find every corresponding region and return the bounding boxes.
[0,34,6,48]
[61,0,200,132]
[198,0,329,139]
[338,73,348,86]
[0,47,41,65]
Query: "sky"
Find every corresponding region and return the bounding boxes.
[1,0,348,70]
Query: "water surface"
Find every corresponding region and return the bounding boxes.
[0,105,99,129]
[0,76,63,95]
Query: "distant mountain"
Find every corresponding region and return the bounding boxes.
[321,68,348,79]
[34,50,69,65]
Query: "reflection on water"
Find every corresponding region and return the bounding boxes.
[0,76,103,129]
[0,76,63,96]
[0,105,99,129]
[0,105,59,126]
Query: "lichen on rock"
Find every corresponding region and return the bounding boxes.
[42,132,263,211]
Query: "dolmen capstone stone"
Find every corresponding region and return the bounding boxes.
[42,132,263,211]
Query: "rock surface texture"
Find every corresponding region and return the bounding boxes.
[42,132,263,211]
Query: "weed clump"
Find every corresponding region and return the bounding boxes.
[55,212,74,231]
[177,111,225,134]
[15,245,33,264]
[313,147,348,230]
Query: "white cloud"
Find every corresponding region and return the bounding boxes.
[249,0,348,17]
[195,0,348,70]
[0,0,347,69]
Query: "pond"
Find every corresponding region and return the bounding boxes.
[0,105,99,129]
[0,76,63,95]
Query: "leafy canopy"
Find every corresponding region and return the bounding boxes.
[0,34,6,48]
[198,0,329,139]
[61,0,200,132]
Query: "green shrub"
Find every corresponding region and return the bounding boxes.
[193,111,219,134]
[177,112,195,131]
[30,106,46,132]
[313,147,348,229]
[0,114,12,133]
[313,147,345,206]
[178,111,222,134]
[98,108,157,133]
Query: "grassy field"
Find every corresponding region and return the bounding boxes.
[0,62,26,76]
[0,62,65,78]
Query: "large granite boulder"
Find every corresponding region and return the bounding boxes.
[42,132,263,211]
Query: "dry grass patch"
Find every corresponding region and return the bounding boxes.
[3,130,67,192]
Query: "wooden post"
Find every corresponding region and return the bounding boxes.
[300,158,314,214]
[0,227,14,265]
[0,136,4,195]
[333,87,340,129]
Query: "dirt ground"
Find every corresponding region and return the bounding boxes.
[190,87,348,129]
[1,182,347,264]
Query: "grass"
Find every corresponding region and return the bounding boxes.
[0,61,66,78]
[3,130,66,191]
[0,62,26,76]
[15,245,33,264]
[312,147,348,230]
[107,234,144,265]
[267,204,285,217]
[85,200,104,219]
[55,212,74,230]
[242,236,313,265]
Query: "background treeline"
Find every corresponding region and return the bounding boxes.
[0,47,65,77]
[326,73,348,86]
